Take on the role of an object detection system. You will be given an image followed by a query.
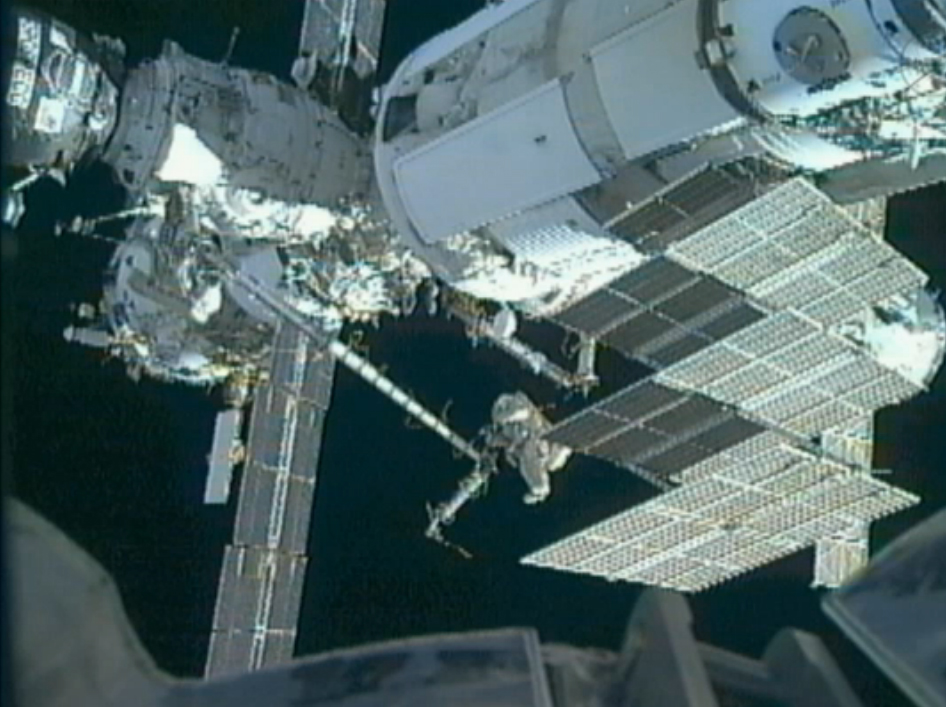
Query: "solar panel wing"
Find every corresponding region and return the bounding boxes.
[540,179,925,568]
[637,443,718,477]
[771,204,851,258]
[715,241,801,289]
[745,381,831,424]
[753,270,836,310]
[817,234,897,284]
[589,426,670,465]
[206,546,307,675]
[664,166,742,214]
[242,385,294,471]
[646,397,722,436]
[669,177,929,330]
[654,277,738,322]
[844,372,922,412]
[299,0,387,80]
[604,163,765,251]
[784,400,863,438]
[543,378,766,484]
[610,258,697,304]
[847,256,928,302]
[681,443,799,485]
[765,334,850,376]
[206,324,338,678]
[521,457,918,590]
[670,217,753,269]
[645,333,714,367]
[801,291,866,327]
[602,310,677,355]
[609,199,685,240]
[653,291,920,443]
[658,345,753,389]
[598,379,686,422]
[555,254,766,369]
[704,361,789,404]
[544,409,624,450]
[697,302,767,339]
[552,289,636,336]
[687,415,766,452]
[234,461,279,548]
[593,508,675,541]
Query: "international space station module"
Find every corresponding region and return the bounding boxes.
[7,0,946,678]
[374,0,946,310]
[373,0,946,589]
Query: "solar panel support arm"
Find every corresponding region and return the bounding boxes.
[328,339,482,462]
[215,253,480,461]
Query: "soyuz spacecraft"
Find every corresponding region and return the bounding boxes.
[5,0,946,678]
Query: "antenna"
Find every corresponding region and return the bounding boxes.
[221,27,240,65]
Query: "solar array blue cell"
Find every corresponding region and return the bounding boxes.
[599,380,686,423]
[545,410,623,449]
[244,386,289,470]
[637,443,717,477]
[698,302,766,340]
[611,167,759,253]
[665,167,739,212]
[233,472,314,554]
[603,311,676,355]
[646,396,723,436]
[688,415,764,452]
[301,356,336,409]
[207,548,307,676]
[554,289,635,335]
[295,401,334,482]
[610,200,685,240]
[233,465,278,548]
[645,334,713,366]
[654,277,738,323]
[545,372,776,482]
[281,477,317,553]
[610,258,696,304]
[590,425,669,464]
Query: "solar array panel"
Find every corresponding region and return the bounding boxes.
[207,547,306,670]
[299,0,387,80]
[594,163,767,252]
[207,324,337,677]
[669,178,929,328]
[554,290,636,336]
[537,176,928,593]
[552,256,766,367]
[611,259,695,303]
[657,310,921,439]
[545,379,765,484]
[522,456,917,591]
[552,182,926,436]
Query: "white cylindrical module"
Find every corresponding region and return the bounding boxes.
[5,8,120,174]
[104,42,372,206]
[715,0,944,118]
[373,0,944,307]
[374,0,737,304]
[579,0,744,163]
[374,0,746,248]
